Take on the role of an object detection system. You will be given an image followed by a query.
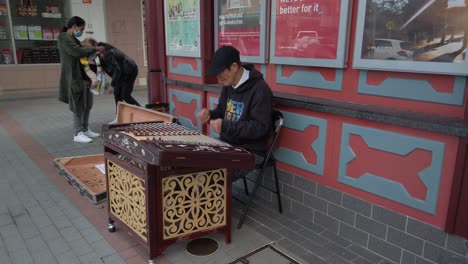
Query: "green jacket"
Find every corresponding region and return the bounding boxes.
[57,32,96,113]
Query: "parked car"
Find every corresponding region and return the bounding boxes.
[294,31,320,50]
[367,38,415,60]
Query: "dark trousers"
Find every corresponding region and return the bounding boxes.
[72,80,93,135]
[114,67,140,107]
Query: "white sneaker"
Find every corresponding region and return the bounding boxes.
[90,88,99,95]
[109,117,118,124]
[84,129,100,138]
[74,132,92,143]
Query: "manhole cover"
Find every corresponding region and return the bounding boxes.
[185,237,219,257]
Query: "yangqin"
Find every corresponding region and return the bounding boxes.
[102,121,255,263]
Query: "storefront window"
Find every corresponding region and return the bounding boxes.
[0,0,70,65]
[0,0,14,64]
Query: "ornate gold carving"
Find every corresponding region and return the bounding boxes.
[162,169,226,239]
[107,160,147,241]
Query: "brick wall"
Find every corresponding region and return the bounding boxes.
[237,169,468,264]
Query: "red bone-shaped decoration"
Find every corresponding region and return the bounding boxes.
[346,134,431,200]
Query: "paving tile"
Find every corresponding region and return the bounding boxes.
[352,257,374,264]
[81,227,104,244]
[319,230,352,247]
[295,218,325,234]
[276,227,307,245]
[276,238,311,262]
[323,242,359,261]
[339,222,369,247]
[71,216,94,231]
[90,239,116,259]
[274,216,305,232]
[0,213,13,227]
[298,227,329,246]
[255,225,282,241]
[368,236,402,263]
[9,248,34,264]
[47,237,71,256]
[68,237,94,257]
[14,214,40,239]
[348,244,384,263]
[0,224,27,252]
[314,211,339,233]
[327,254,354,264]
[25,235,48,254]
[39,224,62,241]
[423,242,468,264]
[101,253,127,264]
[60,226,83,242]
[32,249,59,264]
[296,239,334,259]
[79,251,105,264]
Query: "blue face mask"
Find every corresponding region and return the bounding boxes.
[74,30,83,38]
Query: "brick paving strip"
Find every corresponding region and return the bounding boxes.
[0,107,172,264]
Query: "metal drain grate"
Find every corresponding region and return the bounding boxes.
[185,237,219,257]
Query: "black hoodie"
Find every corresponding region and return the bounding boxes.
[98,42,138,86]
[210,64,273,155]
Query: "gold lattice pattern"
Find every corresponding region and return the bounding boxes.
[162,169,226,239]
[107,160,147,241]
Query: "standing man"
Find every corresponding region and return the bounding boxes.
[197,45,273,181]
[97,42,141,124]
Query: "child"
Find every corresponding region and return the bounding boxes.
[80,38,102,95]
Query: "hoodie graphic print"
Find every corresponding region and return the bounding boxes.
[226,99,244,122]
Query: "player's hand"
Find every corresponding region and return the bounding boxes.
[197,108,210,124]
[209,118,222,134]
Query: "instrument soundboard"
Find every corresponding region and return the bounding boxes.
[102,121,255,169]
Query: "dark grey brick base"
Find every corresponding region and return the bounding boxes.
[232,169,468,264]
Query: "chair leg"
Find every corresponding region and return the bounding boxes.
[273,165,283,214]
[242,176,249,196]
[237,168,265,229]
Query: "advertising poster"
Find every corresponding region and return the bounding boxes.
[217,0,262,57]
[272,0,342,60]
[354,0,468,75]
[164,0,201,57]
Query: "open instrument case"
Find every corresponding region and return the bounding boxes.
[53,102,175,204]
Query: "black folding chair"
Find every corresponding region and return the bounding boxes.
[237,109,284,229]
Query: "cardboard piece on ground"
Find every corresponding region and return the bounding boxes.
[54,102,174,204]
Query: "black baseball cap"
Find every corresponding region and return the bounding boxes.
[206,45,240,76]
